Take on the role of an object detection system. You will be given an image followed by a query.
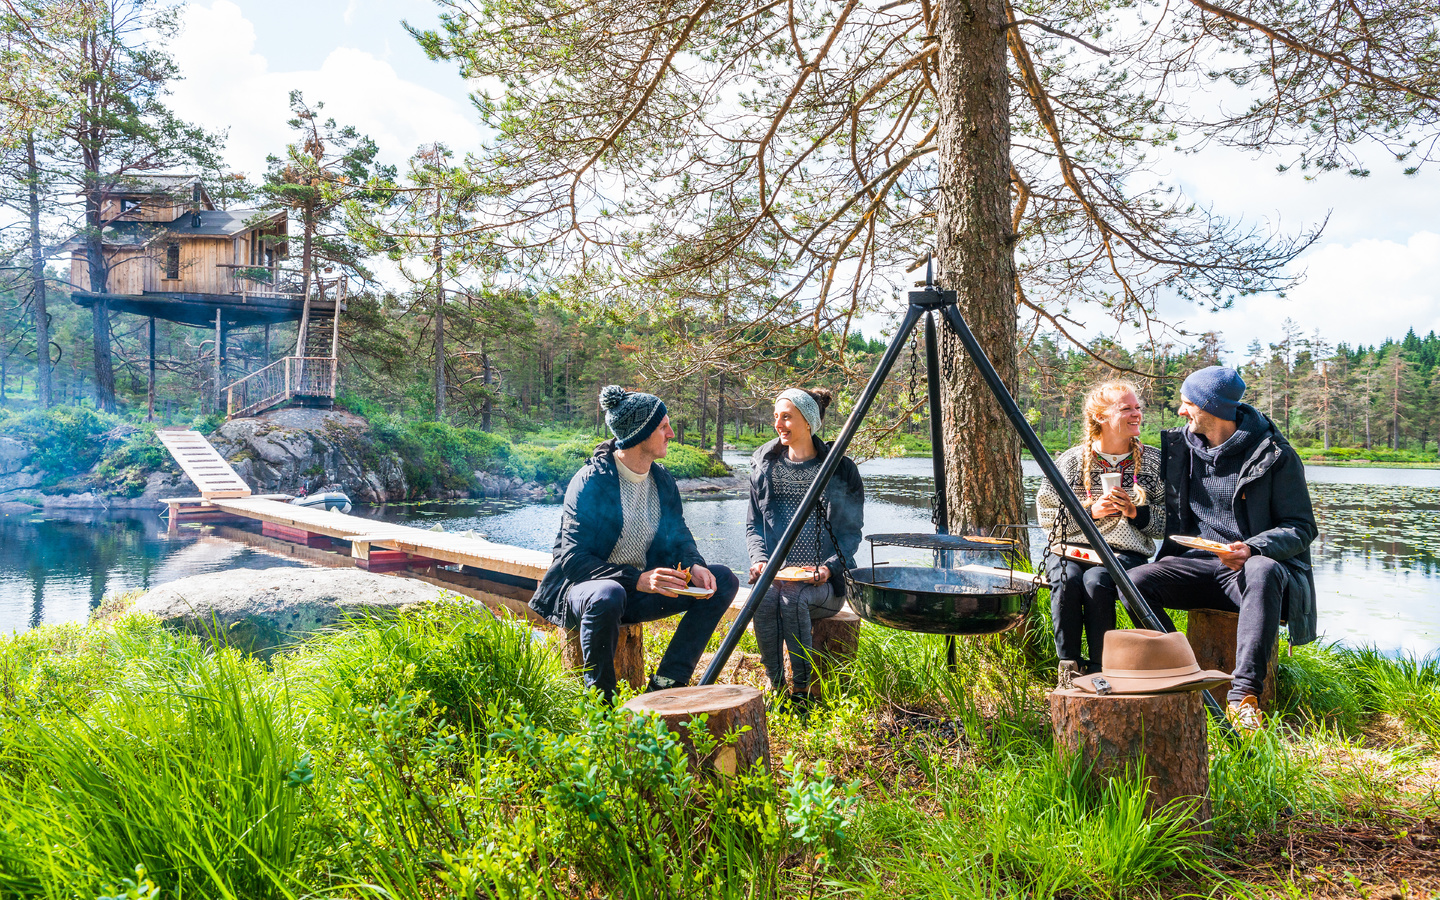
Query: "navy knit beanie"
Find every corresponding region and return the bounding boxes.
[1181,366,1246,421]
[600,385,668,449]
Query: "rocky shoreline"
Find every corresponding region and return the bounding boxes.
[0,407,742,511]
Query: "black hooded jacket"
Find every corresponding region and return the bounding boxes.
[530,440,706,627]
[1158,404,1319,645]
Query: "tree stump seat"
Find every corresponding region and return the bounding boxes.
[622,684,771,774]
[1050,688,1210,822]
[1185,608,1279,710]
[563,622,646,692]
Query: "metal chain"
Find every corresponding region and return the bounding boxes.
[815,496,853,591]
[907,333,921,404]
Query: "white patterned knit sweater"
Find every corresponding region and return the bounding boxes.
[1036,444,1166,557]
[608,461,661,569]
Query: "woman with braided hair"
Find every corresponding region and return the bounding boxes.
[1036,380,1165,687]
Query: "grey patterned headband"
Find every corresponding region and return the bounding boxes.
[777,388,822,434]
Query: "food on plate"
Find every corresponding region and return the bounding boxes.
[1171,535,1236,553]
[776,566,818,581]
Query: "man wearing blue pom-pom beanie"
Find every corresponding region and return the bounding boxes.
[531,385,739,700]
[1127,365,1318,731]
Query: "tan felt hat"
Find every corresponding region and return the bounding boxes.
[1071,629,1232,695]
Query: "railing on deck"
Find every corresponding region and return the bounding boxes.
[226,356,337,419]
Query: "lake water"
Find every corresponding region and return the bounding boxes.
[4,455,1438,654]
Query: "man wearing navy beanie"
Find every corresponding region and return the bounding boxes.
[530,386,739,700]
[1125,365,1318,731]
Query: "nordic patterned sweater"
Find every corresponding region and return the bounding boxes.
[1035,444,1166,558]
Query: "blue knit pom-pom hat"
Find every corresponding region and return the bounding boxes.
[1181,366,1246,422]
[600,385,668,449]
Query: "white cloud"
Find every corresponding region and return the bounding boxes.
[1166,232,1440,355]
[167,0,482,181]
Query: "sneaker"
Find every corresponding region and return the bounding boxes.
[645,674,681,693]
[1227,694,1264,733]
[1057,660,1083,690]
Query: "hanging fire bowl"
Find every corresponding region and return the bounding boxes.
[846,533,1039,636]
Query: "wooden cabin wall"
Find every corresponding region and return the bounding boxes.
[69,248,149,293]
[100,198,188,224]
[168,239,239,295]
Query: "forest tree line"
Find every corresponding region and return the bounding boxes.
[0,0,1436,471]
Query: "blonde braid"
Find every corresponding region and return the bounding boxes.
[1129,435,1148,505]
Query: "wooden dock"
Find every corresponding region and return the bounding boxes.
[208,496,551,580]
[158,430,758,630]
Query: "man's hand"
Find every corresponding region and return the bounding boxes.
[639,567,689,597]
[1215,541,1253,572]
[690,564,717,592]
[810,565,830,584]
[748,561,766,584]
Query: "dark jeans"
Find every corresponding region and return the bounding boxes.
[1045,549,1149,669]
[565,566,739,699]
[1128,551,1286,702]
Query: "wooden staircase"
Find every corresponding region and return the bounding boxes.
[225,278,343,419]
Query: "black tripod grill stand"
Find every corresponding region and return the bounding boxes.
[698,264,1233,727]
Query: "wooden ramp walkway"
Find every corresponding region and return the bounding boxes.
[156,429,252,499]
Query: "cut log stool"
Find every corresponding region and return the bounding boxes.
[785,608,862,694]
[1050,688,1210,822]
[1185,608,1278,711]
[622,685,771,774]
[563,623,645,692]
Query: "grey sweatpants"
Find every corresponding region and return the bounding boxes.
[753,581,843,692]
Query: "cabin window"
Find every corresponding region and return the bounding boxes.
[120,198,139,213]
[165,242,179,279]
[192,183,202,203]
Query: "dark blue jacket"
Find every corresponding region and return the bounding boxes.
[1158,405,1319,645]
[746,436,864,596]
[530,440,705,627]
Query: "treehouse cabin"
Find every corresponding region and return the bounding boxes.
[61,174,342,419]
[63,175,300,326]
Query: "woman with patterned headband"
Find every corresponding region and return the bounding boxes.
[745,387,864,704]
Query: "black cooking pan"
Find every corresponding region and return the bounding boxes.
[846,565,1035,635]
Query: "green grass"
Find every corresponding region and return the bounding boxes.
[2,597,1438,898]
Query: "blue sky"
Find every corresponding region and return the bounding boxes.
[166,1,1440,359]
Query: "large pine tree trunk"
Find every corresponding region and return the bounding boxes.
[934,0,1026,542]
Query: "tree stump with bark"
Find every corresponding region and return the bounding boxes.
[1050,688,1210,822]
[622,685,771,775]
[1186,608,1278,710]
[563,623,645,692]
[788,608,862,694]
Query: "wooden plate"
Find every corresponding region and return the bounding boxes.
[1171,535,1234,553]
[775,566,820,582]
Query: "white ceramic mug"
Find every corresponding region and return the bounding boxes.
[1099,472,1123,494]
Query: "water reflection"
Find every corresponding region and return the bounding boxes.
[3,455,1437,653]
[0,509,309,635]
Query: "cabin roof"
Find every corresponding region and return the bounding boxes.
[62,209,285,249]
[103,173,206,197]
